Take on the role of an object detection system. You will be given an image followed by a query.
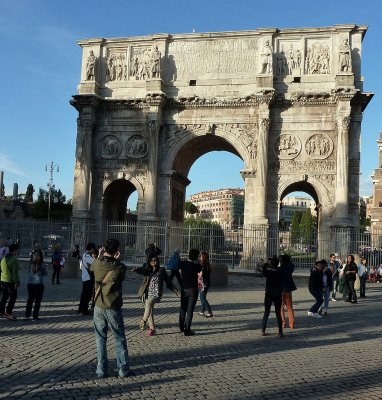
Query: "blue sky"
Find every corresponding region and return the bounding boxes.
[0,0,380,209]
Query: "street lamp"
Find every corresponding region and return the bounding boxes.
[45,161,59,221]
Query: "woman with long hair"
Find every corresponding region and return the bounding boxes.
[279,254,297,329]
[132,255,178,336]
[26,249,47,320]
[358,257,368,298]
[345,254,358,303]
[198,251,213,318]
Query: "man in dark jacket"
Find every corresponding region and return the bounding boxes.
[90,238,130,379]
[261,255,283,337]
[308,260,324,318]
[178,248,202,336]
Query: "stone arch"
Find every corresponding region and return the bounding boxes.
[102,177,144,220]
[163,125,253,174]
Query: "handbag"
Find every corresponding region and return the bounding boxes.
[354,274,360,291]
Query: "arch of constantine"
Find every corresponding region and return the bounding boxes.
[71,25,373,260]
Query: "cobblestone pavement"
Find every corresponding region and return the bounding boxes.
[0,267,381,400]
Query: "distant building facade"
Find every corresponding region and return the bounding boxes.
[280,196,316,226]
[370,131,382,244]
[189,189,244,225]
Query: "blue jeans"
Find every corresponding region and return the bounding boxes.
[199,288,212,314]
[93,306,129,377]
[309,287,323,314]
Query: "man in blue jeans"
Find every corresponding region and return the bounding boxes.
[308,260,324,318]
[178,248,202,336]
[90,238,130,378]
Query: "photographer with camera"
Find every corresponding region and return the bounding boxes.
[260,255,283,338]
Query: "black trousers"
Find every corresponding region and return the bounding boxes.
[346,279,357,303]
[78,280,94,312]
[26,284,44,318]
[360,277,367,297]
[0,282,18,314]
[179,288,198,332]
[262,292,283,333]
[52,265,61,283]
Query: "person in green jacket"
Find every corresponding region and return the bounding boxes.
[0,243,20,320]
[90,238,130,379]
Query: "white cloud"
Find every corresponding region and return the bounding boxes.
[0,154,27,176]
[360,172,373,197]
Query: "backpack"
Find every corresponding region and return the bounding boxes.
[166,252,180,271]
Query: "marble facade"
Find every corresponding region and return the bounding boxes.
[71,25,373,243]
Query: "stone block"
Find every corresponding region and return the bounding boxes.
[77,82,99,95]
[335,73,354,87]
[210,263,228,287]
[256,75,274,88]
[146,78,164,92]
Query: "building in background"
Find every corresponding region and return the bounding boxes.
[188,188,244,226]
[280,196,316,227]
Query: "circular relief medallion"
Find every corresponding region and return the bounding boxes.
[274,134,301,159]
[99,135,122,159]
[125,135,148,158]
[305,134,333,159]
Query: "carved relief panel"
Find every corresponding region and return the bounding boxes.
[305,134,333,159]
[275,41,302,76]
[125,135,148,158]
[274,134,301,159]
[304,39,332,75]
[130,45,161,81]
[104,49,128,82]
[99,135,122,159]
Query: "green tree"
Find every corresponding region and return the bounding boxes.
[184,218,225,252]
[299,209,314,246]
[185,201,198,215]
[24,184,34,203]
[31,187,72,220]
[290,211,303,244]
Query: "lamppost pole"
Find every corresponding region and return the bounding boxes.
[45,161,59,221]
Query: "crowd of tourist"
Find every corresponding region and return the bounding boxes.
[0,237,379,378]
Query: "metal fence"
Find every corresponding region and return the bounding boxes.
[1,218,382,272]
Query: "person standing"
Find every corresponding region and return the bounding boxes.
[198,251,213,318]
[132,255,178,336]
[345,254,358,303]
[261,256,283,337]
[178,248,202,336]
[144,243,161,263]
[0,243,20,320]
[90,238,130,379]
[51,244,64,284]
[167,248,183,289]
[280,254,296,329]
[78,243,97,315]
[308,260,324,318]
[319,260,333,316]
[328,253,340,301]
[358,257,368,298]
[25,249,47,321]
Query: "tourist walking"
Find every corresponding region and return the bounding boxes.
[78,243,97,315]
[178,248,202,336]
[308,260,324,318]
[358,257,368,298]
[280,254,296,329]
[132,255,178,336]
[345,254,358,303]
[261,256,283,337]
[90,238,131,379]
[319,260,333,316]
[25,249,47,321]
[0,243,20,320]
[198,251,213,318]
[51,244,64,284]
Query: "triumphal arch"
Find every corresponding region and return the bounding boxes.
[71,25,372,258]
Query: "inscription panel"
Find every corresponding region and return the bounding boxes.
[165,38,259,80]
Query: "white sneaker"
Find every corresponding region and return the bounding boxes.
[307,311,315,317]
[313,313,322,318]
[331,298,337,302]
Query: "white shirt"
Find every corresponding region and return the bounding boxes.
[80,252,94,281]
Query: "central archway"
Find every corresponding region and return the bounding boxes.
[103,179,137,221]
